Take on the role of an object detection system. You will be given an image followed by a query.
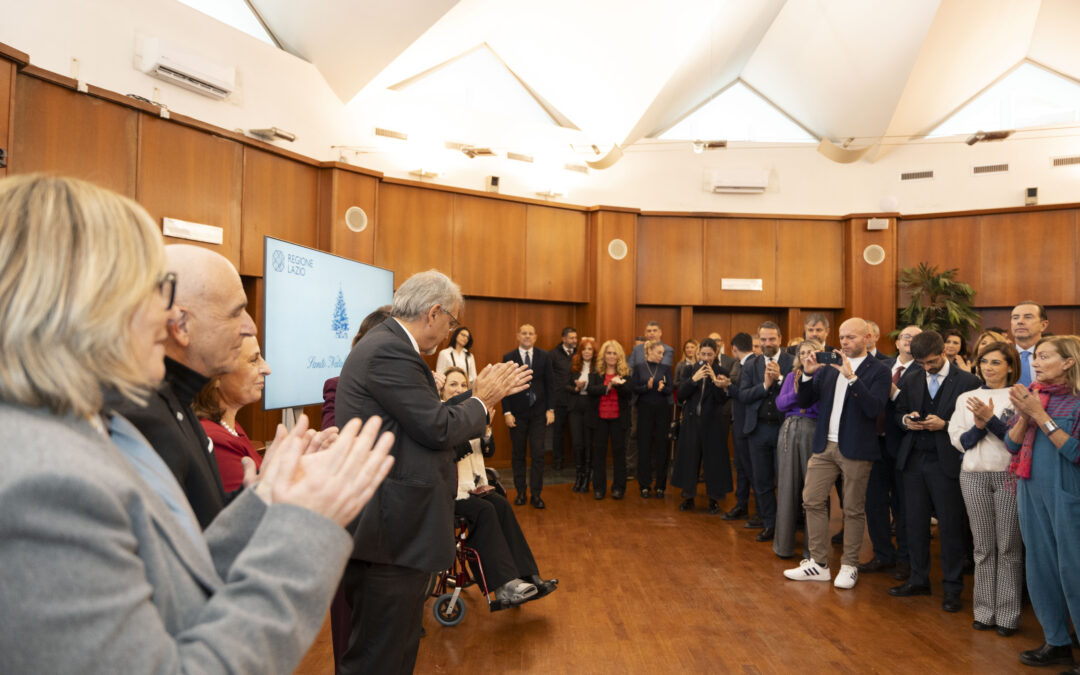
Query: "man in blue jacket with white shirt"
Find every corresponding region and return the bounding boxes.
[783,317,891,590]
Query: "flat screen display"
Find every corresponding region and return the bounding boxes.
[262,236,393,409]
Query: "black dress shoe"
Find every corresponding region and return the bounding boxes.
[514,493,527,506]
[893,561,911,581]
[889,582,931,597]
[530,496,545,509]
[655,488,665,498]
[678,498,694,511]
[756,527,775,542]
[942,592,962,613]
[744,516,764,529]
[1059,666,1080,675]
[1019,643,1074,668]
[528,575,559,600]
[721,505,748,520]
[858,558,896,574]
[707,499,721,515]
[640,488,651,498]
[594,490,605,500]
[611,489,624,500]
[997,626,1018,637]
[973,620,996,631]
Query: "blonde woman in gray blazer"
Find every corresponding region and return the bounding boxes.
[0,175,394,674]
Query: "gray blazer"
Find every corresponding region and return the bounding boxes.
[0,403,353,674]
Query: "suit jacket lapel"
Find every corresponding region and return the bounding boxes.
[384,318,437,391]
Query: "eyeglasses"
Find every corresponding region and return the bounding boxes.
[441,307,460,331]
[158,272,177,310]
[898,333,917,341]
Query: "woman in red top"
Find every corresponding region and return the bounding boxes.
[193,336,272,492]
[587,340,632,500]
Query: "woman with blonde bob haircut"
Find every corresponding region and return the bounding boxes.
[0,175,395,674]
[587,339,632,499]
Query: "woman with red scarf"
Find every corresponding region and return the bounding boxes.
[1005,335,1080,670]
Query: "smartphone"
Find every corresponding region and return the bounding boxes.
[816,351,842,366]
[908,413,924,423]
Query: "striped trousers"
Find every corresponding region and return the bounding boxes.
[959,470,1023,629]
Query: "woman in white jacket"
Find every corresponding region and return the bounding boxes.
[442,367,556,606]
[436,326,477,386]
[947,340,1023,637]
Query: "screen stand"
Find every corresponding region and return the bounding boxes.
[281,406,305,431]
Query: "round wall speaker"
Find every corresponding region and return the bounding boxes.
[608,238,628,260]
[345,206,368,233]
[863,244,886,266]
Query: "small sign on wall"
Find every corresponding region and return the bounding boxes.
[721,278,763,291]
[163,217,223,245]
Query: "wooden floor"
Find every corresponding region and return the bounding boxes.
[297,480,1043,674]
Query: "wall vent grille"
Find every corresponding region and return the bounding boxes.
[900,170,934,181]
[1052,155,1080,167]
[972,163,1009,175]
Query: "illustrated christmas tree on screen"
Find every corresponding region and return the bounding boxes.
[332,286,350,338]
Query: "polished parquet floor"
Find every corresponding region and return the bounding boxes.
[297,475,1044,674]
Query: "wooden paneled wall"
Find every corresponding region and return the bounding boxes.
[7,46,1080,458]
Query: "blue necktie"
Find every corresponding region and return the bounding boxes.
[928,373,940,399]
[1020,350,1032,387]
[524,351,536,406]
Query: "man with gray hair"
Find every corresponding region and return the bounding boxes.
[787,312,836,356]
[336,269,530,674]
[115,244,257,528]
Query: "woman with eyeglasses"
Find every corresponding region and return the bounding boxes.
[0,175,394,674]
[1005,336,1080,668]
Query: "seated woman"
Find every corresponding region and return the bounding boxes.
[441,368,557,606]
[193,335,273,492]
[0,174,394,673]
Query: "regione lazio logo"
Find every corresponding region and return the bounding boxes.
[272,249,285,273]
[332,286,350,338]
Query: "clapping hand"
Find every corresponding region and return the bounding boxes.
[967,396,994,429]
[1009,383,1043,420]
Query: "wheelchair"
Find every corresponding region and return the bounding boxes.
[429,467,559,626]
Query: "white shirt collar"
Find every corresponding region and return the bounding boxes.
[393,318,421,354]
[927,358,951,381]
[519,346,533,360]
[740,353,752,366]
[894,356,913,373]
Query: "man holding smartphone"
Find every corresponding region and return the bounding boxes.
[783,318,891,589]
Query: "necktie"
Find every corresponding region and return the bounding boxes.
[928,373,940,399]
[1020,350,1032,386]
[892,364,905,386]
[524,351,536,406]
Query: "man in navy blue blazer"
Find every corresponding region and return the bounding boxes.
[783,317,891,590]
[503,324,555,509]
[735,321,794,541]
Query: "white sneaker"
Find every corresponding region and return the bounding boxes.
[833,564,858,589]
[783,558,831,582]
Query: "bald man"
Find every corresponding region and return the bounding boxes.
[114,245,257,527]
[783,318,891,590]
[503,324,555,507]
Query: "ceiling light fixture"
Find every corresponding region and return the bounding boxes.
[965,129,1013,146]
[248,127,297,142]
[535,189,564,199]
[693,140,727,154]
[409,168,440,179]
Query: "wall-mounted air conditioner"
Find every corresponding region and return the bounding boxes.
[134,36,236,100]
[707,168,770,194]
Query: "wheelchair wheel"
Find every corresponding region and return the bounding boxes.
[433,592,466,627]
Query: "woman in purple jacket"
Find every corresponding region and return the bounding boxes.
[773,340,822,559]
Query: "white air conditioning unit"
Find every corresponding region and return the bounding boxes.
[134,36,235,100]
[707,168,770,194]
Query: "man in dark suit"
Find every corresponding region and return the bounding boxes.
[786,312,837,356]
[866,320,893,360]
[782,318,891,589]
[736,321,795,541]
[723,332,757,521]
[336,270,528,674]
[114,244,257,528]
[503,323,555,508]
[548,327,578,471]
[860,325,921,578]
[889,330,980,613]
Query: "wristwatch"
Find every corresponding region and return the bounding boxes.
[1043,419,1061,435]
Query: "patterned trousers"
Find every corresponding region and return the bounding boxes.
[959,470,1023,629]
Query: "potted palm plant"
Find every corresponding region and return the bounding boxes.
[893,263,980,338]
